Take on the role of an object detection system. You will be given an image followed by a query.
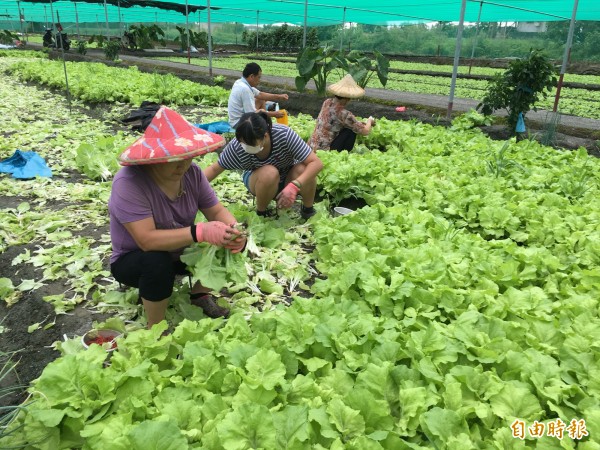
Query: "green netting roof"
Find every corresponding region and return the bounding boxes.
[1,0,598,27]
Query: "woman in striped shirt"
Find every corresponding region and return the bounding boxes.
[204,112,323,219]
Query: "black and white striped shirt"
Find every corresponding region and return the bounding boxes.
[218,124,312,179]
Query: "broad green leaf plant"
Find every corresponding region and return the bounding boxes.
[295,45,346,96]
[478,49,558,134]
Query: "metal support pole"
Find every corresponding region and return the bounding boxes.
[208,0,213,75]
[44,5,48,28]
[185,0,190,64]
[49,0,55,32]
[103,0,109,39]
[256,10,259,52]
[117,0,122,36]
[339,7,346,51]
[447,0,467,120]
[348,22,352,51]
[468,1,483,75]
[553,0,579,112]
[56,11,72,111]
[302,0,307,48]
[16,1,24,40]
[74,2,79,39]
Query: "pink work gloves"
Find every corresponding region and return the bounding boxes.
[276,182,300,209]
[192,222,246,253]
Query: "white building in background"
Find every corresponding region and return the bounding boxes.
[516,22,547,33]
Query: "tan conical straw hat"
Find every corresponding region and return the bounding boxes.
[327,74,365,99]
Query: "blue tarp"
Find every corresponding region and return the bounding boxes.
[195,121,234,134]
[0,150,52,179]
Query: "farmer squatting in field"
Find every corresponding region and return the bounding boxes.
[108,106,246,328]
[309,74,376,152]
[204,111,323,219]
[228,62,289,128]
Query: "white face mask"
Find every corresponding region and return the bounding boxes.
[240,142,264,154]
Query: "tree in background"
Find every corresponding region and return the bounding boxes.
[0,30,19,45]
[545,20,600,61]
[128,24,165,50]
[104,39,121,61]
[243,24,318,52]
[478,49,557,134]
[174,25,208,51]
[545,21,586,46]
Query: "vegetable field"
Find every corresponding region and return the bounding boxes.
[1,52,600,449]
[159,54,600,120]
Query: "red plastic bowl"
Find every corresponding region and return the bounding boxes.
[81,329,121,351]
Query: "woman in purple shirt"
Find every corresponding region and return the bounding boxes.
[109,106,245,328]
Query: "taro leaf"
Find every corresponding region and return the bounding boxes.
[295,76,308,92]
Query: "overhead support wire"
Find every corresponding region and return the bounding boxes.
[466,0,570,20]
[209,5,339,24]
[267,0,439,23]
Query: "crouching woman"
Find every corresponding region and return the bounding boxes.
[108,106,246,328]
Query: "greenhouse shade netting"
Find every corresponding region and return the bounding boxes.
[1,0,599,29]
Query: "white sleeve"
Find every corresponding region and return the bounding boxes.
[242,88,257,113]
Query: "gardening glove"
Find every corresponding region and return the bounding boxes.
[224,235,247,254]
[194,222,234,247]
[276,182,300,209]
[223,222,246,253]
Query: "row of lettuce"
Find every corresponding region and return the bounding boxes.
[4,49,600,120]
[160,53,600,120]
[1,53,600,449]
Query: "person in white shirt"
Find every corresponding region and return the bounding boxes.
[228,62,289,128]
